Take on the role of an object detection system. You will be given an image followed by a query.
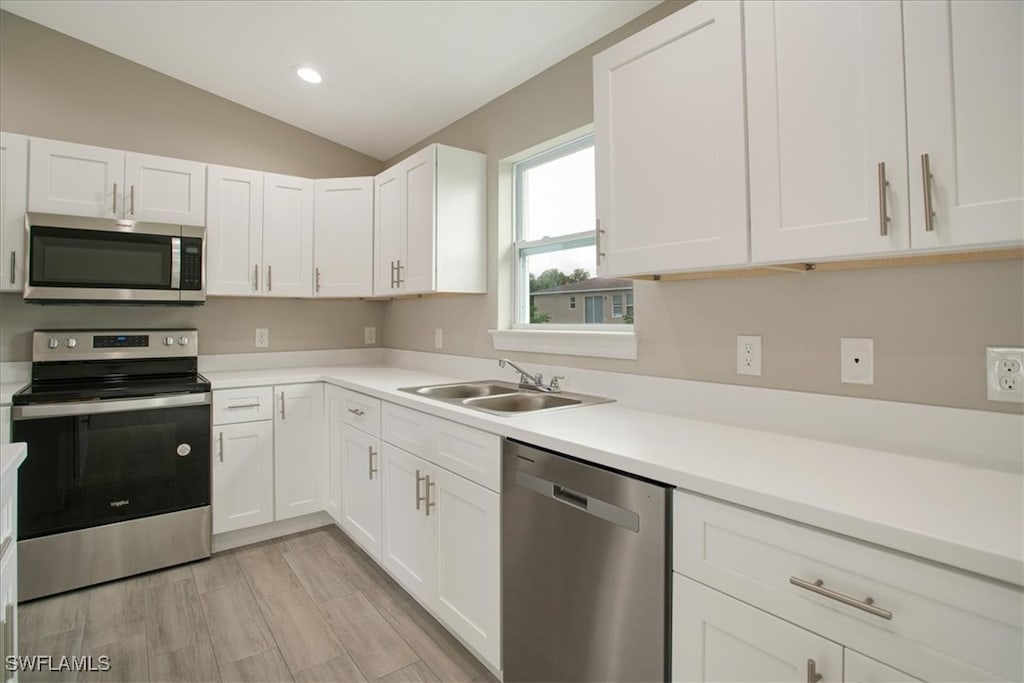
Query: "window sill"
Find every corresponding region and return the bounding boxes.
[489,328,637,360]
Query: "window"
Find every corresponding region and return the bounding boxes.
[626,293,634,322]
[612,294,623,318]
[512,134,634,328]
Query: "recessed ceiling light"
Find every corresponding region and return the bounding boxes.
[295,66,322,84]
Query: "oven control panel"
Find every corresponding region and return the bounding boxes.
[33,330,199,360]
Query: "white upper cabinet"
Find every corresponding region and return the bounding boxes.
[28,138,205,224]
[373,143,486,296]
[206,165,264,296]
[314,177,374,297]
[594,0,749,276]
[263,173,314,298]
[0,132,28,292]
[746,0,910,263]
[904,0,1024,249]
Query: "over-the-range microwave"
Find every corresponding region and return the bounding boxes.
[23,213,205,305]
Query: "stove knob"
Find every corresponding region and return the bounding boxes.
[178,335,189,346]
[66,338,78,349]
[164,336,175,346]
[47,337,59,350]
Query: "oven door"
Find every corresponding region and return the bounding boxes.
[25,216,184,302]
[12,393,211,540]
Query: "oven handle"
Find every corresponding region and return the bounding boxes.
[12,392,211,420]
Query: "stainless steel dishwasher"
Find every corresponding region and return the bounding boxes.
[502,439,671,682]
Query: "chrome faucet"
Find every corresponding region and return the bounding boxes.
[499,359,564,393]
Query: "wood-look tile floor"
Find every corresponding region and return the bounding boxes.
[18,526,500,683]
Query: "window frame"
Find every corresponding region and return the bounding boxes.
[611,294,623,318]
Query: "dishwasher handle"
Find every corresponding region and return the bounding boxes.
[515,469,639,532]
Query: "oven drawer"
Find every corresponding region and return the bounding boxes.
[674,490,1023,681]
[213,387,274,425]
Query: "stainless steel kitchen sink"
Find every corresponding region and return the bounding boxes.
[399,380,612,416]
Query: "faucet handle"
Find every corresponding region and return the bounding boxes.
[549,375,565,391]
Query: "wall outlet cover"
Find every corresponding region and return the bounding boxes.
[255,328,269,349]
[840,337,874,385]
[986,347,1024,403]
[434,328,444,350]
[736,335,762,376]
[364,326,376,345]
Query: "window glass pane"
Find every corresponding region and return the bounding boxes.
[525,245,632,325]
[519,146,595,241]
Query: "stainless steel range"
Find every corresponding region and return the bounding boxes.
[11,329,212,600]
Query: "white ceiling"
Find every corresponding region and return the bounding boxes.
[0,0,659,161]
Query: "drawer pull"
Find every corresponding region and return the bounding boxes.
[0,536,11,558]
[807,659,822,683]
[226,403,261,410]
[790,576,892,620]
[347,408,365,417]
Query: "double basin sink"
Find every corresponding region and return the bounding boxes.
[398,380,612,416]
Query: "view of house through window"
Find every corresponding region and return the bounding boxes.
[513,134,634,326]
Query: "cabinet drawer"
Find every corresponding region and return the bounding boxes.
[381,403,429,456]
[212,387,273,425]
[674,491,1022,681]
[430,419,500,492]
[340,389,381,437]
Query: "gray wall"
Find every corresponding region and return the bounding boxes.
[381,1,1024,415]
[0,11,386,361]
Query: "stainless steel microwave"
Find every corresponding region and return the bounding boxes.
[24,213,205,304]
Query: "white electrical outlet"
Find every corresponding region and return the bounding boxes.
[736,335,762,376]
[364,326,376,345]
[986,347,1024,403]
[255,328,269,349]
[840,337,874,385]
[434,328,444,350]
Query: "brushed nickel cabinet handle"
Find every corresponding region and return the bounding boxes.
[113,182,118,214]
[267,265,273,292]
[226,403,260,410]
[130,184,135,215]
[279,392,285,420]
[921,153,935,232]
[596,219,606,265]
[217,431,224,463]
[790,576,892,620]
[395,260,404,287]
[347,408,365,417]
[424,474,435,516]
[253,264,259,292]
[315,267,321,293]
[807,659,822,683]
[877,162,890,237]
[389,260,396,288]
[8,251,14,285]
[368,446,378,479]
[415,469,427,511]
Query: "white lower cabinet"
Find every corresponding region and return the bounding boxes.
[340,423,383,561]
[381,443,435,603]
[674,574,842,682]
[212,421,274,534]
[273,383,324,520]
[323,385,344,525]
[844,650,922,683]
[0,541,17,683]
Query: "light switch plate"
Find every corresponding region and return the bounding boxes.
[434,328,444,350]
[841,337,874,385]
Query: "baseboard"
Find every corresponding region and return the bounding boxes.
[212,512,333,553]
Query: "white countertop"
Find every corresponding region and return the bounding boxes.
[206,364,1024,587]
[1,442,27,481]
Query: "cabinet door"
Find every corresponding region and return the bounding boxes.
[373,167,403,295]
[905,0,1024,248]
[746,1,909,263]
[594,0,748,275]
[212,421,274,534]
[323,385,344,525]
[381,443,435,604]
[340,425,382,561]
[314,177,373,298]
[0,132,28,292]
[673,574,842,682]
[0,543,18,683]
[28,138,123,219]
[124,152,206,225]
[401,146,436,294]
[273,383,324,520]
[263,173,314,297]
[845,650,922,683]
[432,467,501,669]
[205,165,263,296]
